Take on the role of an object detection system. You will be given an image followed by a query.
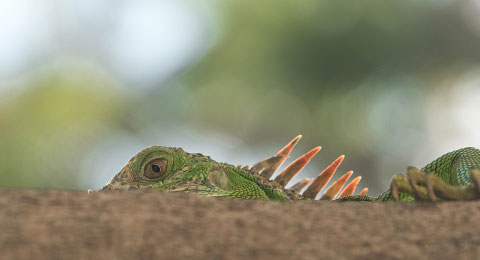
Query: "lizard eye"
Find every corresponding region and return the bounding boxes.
[144,158,168,179]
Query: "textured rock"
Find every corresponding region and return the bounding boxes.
[0,189,479,259]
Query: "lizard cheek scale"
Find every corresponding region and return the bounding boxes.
[207,168,229,190]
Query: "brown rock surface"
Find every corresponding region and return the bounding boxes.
[0,189,480,259]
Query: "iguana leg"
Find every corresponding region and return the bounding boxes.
[390,168,427,201]
[470,169,480,194]
[406,167,430,201]
[424,173,437,202]
[391,167,480,201]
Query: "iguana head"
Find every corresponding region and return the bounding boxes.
[100,145,295,200]
[101,135,368,201]
[101,146,187,191]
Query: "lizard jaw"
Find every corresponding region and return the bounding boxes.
[101,166,140,191]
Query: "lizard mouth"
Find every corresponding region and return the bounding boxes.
[100,166,140,191]
[100,184,114,191]
[100,183,141,191]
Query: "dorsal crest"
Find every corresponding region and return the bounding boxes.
[241,135,367,200]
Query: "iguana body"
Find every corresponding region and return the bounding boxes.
[101,146,299,200]
[102,135,480,202]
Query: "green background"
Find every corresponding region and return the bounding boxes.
[1,0,480,196]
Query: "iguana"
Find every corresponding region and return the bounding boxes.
[101,135,480,202]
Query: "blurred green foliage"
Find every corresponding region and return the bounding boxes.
[1,1,480,194]
[181,1,480,192]
[0,69,125,188]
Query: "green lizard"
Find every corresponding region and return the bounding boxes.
[101,135,480,202]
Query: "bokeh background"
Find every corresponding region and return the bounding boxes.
[1,0,480,196]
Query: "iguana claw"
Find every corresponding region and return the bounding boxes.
[391,167,480,201]
[471,169,480,194]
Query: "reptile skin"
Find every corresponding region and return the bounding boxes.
[101,136,480,202]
